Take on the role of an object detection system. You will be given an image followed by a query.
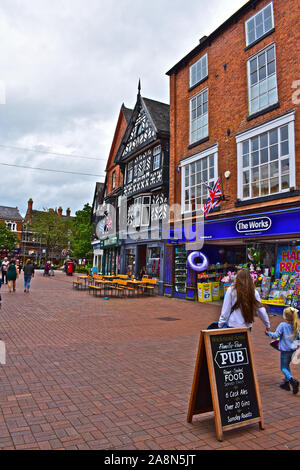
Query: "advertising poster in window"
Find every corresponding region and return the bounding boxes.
[276,246,300,277]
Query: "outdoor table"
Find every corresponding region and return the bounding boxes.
[77,275,90,289]
[127,280,144,296]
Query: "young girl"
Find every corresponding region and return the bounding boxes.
[267,307,300,394]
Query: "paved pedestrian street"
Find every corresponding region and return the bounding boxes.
[0,271,299,451]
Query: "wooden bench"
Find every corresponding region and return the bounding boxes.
[89,285,103,297]
[116,279,135,297]
[141,278,158,295]
[73,280,83,290]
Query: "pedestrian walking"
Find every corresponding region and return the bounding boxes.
[18,260,23,275]
[23,259,35,293]
[266,307,300,394]
[1,257,9,284]
[218,268,271,330]
[7,259,18,293]
[44,261,51,276]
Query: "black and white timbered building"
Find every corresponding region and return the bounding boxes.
[115,85,170,293]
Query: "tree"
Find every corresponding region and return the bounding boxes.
[0,222,19,252]
[71,203,93,259]
[29,209,72,260]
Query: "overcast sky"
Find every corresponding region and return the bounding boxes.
[0,0,247,217]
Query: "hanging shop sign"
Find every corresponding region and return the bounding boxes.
[168,208,300,243]
[276,246,300,276]
[187,328,264,441]
[100,235,119,249]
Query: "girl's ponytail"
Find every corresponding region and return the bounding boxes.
[284,307,300,339]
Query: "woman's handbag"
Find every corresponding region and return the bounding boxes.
[270,338,280,350]
[206,321,228,330]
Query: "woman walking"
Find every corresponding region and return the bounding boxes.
[218,268,270,331]
[23,259,35,293]
[7,259,18,293]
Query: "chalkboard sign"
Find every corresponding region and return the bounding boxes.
[187,328,264,441]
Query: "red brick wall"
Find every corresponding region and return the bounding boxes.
[105,108,128,196]
[169,0,300,216]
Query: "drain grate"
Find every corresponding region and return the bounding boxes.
[157,317,180,322]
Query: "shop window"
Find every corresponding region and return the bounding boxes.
[189,53,208,88]
[153,145,161,170]
[247,43,278,116]
[190,88,208,144]
[236,111,295,201]
[245,2,274,48]
[180,144,218,213]
[146,247,161,279]
[126,249,135,275]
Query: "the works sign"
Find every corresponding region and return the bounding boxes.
[167,208,300,243]
[235,216,272,234]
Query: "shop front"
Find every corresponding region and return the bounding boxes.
[164,206,300,312]
[100,235,121,275]
[121,240,165,295]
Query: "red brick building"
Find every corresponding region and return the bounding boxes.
[165,0,300,301]
[91,104,132,274]
[22,198,73,265]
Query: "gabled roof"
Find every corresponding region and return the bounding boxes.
[0,206,23,221]
[114,92,170,164]
[105,104,133,172]
[142,98,170,135]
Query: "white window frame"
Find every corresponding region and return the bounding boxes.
[127,162,133,183]
[180,144,218,214]
[247,42,278,116]
[112,171,116,189]
[236,110,296,201]
[5,221,17,232]
[132,195,151,227]
[245,2,274,47]
[153,145,161,170]
[189,87,209,145]
[189,53,208,88]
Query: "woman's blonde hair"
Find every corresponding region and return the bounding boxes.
[283,307,300,339]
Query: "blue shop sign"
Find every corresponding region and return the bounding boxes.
[168,208,300,243]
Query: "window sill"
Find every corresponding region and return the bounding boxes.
[235,189,300,207]
[188,136,209,150]
[247,102,279,121]
[244,28,275,51]
[188,75,208,93]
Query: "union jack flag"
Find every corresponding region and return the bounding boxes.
[203,177,222,217]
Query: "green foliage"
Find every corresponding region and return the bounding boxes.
[0,222,19,251]
[71,203,93,259]
[29,209,72,259]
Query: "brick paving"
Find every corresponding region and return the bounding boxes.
[0,271,299,450]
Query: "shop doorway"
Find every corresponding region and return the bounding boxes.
[137,245,147,278]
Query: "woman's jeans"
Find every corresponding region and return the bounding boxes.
[24,275,32,290]
[280,351,294,381]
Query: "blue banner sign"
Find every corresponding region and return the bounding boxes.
[168,208,300,243]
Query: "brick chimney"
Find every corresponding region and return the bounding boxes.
[58,206,63,216]
[66,208,71,217]
[26,198,33,216]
